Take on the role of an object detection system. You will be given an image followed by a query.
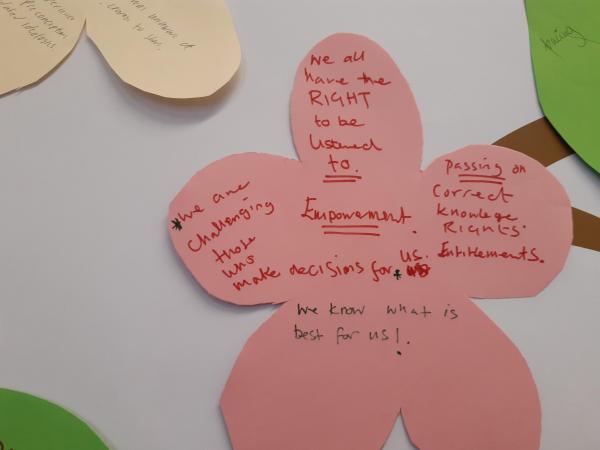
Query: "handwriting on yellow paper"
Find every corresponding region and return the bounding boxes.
[0,0,79,50]
[97,1,196,51]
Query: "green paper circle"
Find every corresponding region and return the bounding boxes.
[0,389,108,450]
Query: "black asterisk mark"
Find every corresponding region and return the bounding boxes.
[171,218,183,231]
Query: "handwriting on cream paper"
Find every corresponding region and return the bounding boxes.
[84,0,241,98]
[0,0,84,95]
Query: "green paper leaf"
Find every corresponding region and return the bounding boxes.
[525,0,600,173]
[0,389,108,450]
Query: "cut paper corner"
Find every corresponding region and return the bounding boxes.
[0,0,85,96]
[524,0,600,174]
[0,388,108,450]
[85,0,241,99]
[1,28,86,98]
[167,33,572,449]
[1,0,241,99]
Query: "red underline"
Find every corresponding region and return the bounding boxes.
[458,173,506,180]
[324,175,363,179]
[323,179,357,183]
[458,174,506,180]
[459,180,504,185]
[323,231,381,237]
[321,225,379,228]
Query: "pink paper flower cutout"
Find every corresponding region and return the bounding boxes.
[169,34,572,450]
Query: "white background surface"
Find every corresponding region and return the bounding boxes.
[1,1,599,449]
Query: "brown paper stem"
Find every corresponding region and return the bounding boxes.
[494,118,600,252]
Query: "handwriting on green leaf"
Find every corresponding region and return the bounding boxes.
[525,0,600,173]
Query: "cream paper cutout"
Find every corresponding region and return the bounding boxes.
[84,0,241,98]
[0,0,84,95]
[1,0,240,98]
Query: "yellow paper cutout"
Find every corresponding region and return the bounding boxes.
[85,0,241,98]
[0,0,85,95]
[1,0,241,98]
